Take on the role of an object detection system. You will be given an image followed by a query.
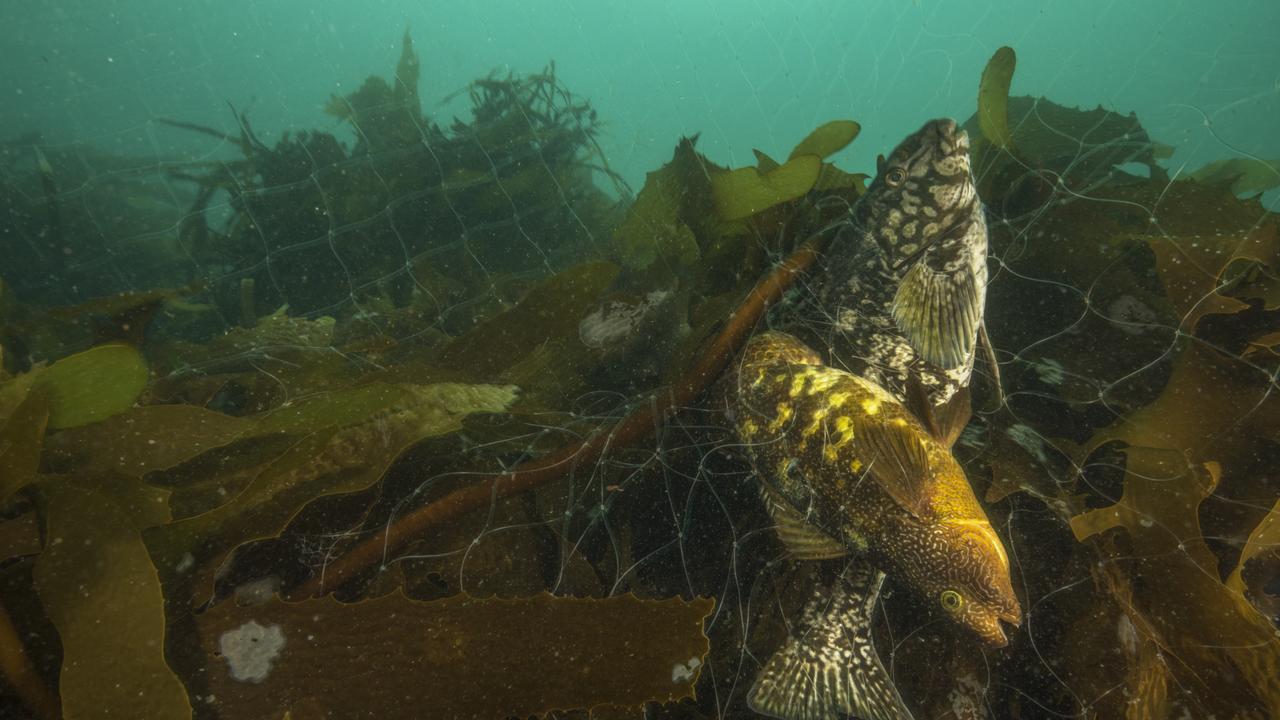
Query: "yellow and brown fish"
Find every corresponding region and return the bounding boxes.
[736,119,1017,720]
[733,331,1019,720]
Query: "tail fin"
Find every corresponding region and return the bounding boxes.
[749,561,913,720]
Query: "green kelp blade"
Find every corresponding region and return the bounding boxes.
[144,382,519,604]
[0,389,49,502]
[754,148,781,172]
[34,478,191,719]
[978,46,1016,150]
[196,592,713,719]
[32,343,149,429]
[1185,157,1280,196]
[43,403,250,477]
[611,139,712,271]
[788,120,861,161]
[711,155,822,222]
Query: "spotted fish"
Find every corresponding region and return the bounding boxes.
[796,118,991,430]
[733,331,1019,720]
[738,119,1012,720]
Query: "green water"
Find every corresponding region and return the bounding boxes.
[1,2,1277,719]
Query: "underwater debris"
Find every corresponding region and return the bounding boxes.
[196,592,712,719]
[217,620,286,683]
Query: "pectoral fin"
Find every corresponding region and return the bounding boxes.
[749,559,914,720]
[850,411,935,518]
[891,261,981,370]
[760,484,849,560]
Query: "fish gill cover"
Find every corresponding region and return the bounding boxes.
[0,24,1277,720]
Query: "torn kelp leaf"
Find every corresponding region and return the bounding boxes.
[612,139,714,272]
[33,477,190,719]
[1068,331,1280,715]
[965,85,1165,208]
[195,592,712,719]
[977,46,1016,150]
[753,148,780,172]
[144,382,518,603]
[323,29,424,154]
[1229,500,1280,622]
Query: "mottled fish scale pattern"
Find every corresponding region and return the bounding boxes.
[793,118,989,414]
[736,119,1017,720]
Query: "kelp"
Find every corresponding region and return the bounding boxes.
[144,381,519,604]
[438,262,620,382]
[969,47,1167,210]
[195,592,712,719]
[1185,157,1280,197]
[1064,226,1280,715]
[156,32,616,319]
[0,343,148,430]
[709,120,861,224]
[33,476,190,720]
[0,390,48,502]
[977,46,1016,150]
[960,42,1280,720]
[3,31,1279,720]
[611,138,714,273]
[1230,500,1280,620]
[710,155,822,222]
[0,139,196,308]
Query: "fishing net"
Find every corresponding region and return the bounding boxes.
[1,3,1278,719]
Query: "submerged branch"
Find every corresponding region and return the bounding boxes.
[286,238,826,600]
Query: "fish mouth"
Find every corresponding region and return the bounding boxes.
[976,610,1022,649]
[930,118,969,155]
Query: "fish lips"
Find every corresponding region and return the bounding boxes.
[978,608,1024,649]
[929,117,970,156]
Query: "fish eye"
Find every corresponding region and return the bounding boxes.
[884,168,906,187]
[940,589,964,612]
